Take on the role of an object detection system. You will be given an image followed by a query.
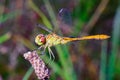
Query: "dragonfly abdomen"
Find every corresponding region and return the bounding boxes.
[61,34,110,44]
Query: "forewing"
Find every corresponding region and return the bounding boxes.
[36,24,53,33]
[57,8,73,35]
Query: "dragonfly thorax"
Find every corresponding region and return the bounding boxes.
[35,34,46,45]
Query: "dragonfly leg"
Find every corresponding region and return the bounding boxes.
[46,47,52,64]
[41,44,48,55]
[36,45,46,55]
[37,46,43,50]
[48,47,55,62]
[33,46,43,52]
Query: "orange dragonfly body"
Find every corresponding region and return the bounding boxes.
[35,8,110,60]
[35,33,110,47]
[35,24,110,60]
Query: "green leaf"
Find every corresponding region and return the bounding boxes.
[23,67,34,80]
[108,3,120,80]
[0,11,18,23]
[0,32,11,44]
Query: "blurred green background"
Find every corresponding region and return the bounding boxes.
[0,0,120,80]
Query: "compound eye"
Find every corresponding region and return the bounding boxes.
[35,34,46,45]
[38,34,46,44]
[40,36,46,44]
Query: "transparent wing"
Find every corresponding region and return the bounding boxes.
[58,8,73,26]
[57,8,73,35]
[36,24,53,33]
[36,8,72,35]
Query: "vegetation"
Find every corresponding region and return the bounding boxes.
[0,0,119,80]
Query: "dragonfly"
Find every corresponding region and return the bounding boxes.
[35,24,110,61]
[35,8,110,61]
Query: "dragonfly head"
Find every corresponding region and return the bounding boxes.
[35,34,46,45]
